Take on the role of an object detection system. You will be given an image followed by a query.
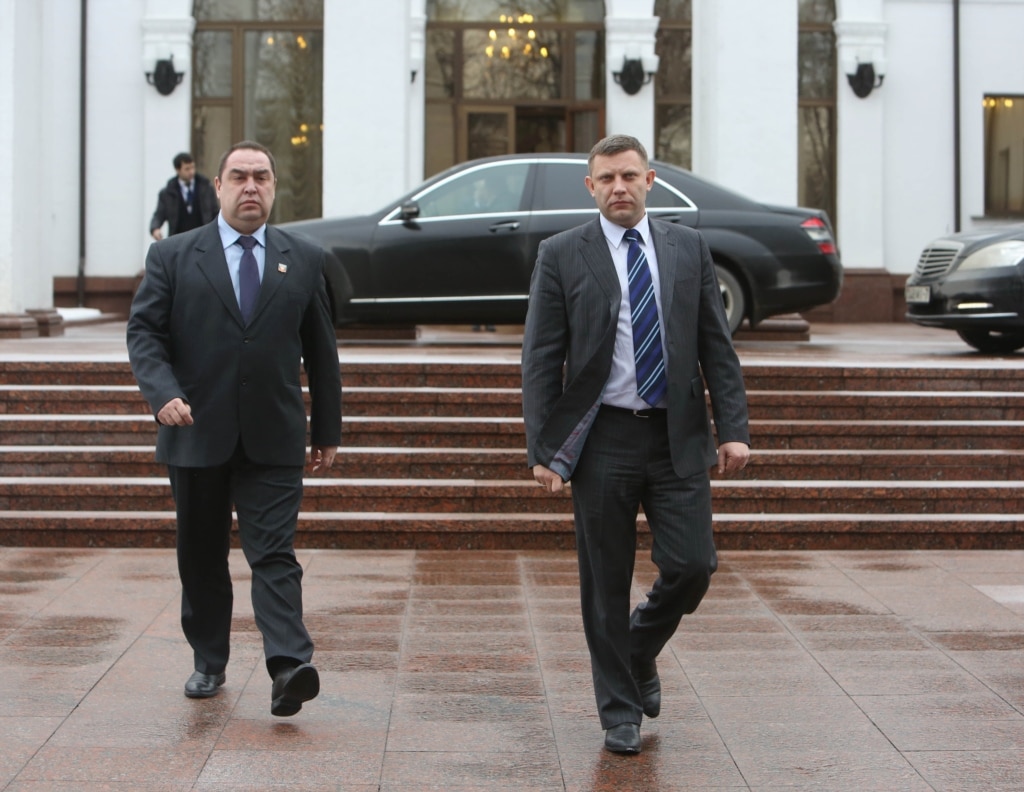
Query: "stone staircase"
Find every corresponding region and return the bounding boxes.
[1,359,1023,550]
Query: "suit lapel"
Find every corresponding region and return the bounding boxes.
[194,224,245,325]
[649,219,678,320]
[249,227,291,323]
[578,218,620,306]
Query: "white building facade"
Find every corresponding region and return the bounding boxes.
[1,0,1022,335]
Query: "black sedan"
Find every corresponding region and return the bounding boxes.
[905,224,1024,353]
[283,154,843,334]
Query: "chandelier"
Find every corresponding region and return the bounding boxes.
[485,13,549,60]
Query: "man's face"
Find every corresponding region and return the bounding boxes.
[215,148,276,234]
[176,161,196,182]
[584,150,655,229]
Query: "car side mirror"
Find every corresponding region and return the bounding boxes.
[398,201,420,221]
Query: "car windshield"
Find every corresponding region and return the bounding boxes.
[415,163,530,218]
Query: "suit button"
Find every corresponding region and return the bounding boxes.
[241,378,248,386]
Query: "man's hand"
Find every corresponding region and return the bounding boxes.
[151,229,163,241]
[716,441,750,476]
[156,397,192,426]
[310,445,337,474]
[533,464,565,493]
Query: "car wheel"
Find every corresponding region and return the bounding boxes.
[955,328,1024,354]
[714,264,746,335]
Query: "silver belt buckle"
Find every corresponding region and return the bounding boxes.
[633,409,649,418]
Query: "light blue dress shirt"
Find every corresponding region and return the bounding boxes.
[217,214,266,307]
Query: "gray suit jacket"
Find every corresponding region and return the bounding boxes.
[127,221,342,468]
[521,217,749,480]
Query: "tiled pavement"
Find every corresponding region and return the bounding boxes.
[2,547,1024,791]
[2,319,1024,790]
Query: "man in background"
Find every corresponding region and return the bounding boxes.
[149,152,219,240]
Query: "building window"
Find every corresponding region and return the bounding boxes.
[192,0,324,223]
[798,0,837,225]
[984,95,1024,217]
[424,0,605,177]
[654,0,692,168]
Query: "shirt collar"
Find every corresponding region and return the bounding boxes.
[599,213,652,248]
[217,214,267,250]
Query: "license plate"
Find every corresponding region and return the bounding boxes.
[905,285,930,304]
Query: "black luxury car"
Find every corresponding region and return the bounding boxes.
[283,154,843,334]
[905,224,1024,353]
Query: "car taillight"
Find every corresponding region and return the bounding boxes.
[800,217,837,255]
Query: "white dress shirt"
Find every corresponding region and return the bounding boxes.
[598,213,668,410]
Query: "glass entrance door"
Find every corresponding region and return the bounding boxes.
[192,4,324,224]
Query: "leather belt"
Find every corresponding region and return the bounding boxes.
[600,404,667,419]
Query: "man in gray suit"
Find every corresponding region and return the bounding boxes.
[521,135,750,754]
[127,140,341,717]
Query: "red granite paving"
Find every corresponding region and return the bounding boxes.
[1,547,1024,790]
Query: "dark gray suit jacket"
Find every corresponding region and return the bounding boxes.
[521,216,749,480]
[127,221,342,468]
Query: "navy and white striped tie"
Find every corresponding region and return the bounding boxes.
[624,228,667,406]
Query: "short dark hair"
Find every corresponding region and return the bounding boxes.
[217,140,277,179]
[172,152,194,170]
[588,135,649,172]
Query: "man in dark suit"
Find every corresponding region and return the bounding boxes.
[127,140,341,717]
[521,135,750,754]
[149,152,219,240]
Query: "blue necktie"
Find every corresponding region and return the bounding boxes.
[185,185,194,213]
[624,228,667,407]
[237,236,261,322]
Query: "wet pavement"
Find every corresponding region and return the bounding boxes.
[2,547,1024,790]
[2,319,1024,790]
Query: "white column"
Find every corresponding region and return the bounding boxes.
[141,1,194,259]
[0,0,22,316]
[0,0,71,334]
[323,2,411,217]
[834,1,887,270]
[604,0,659,155]
[692,0,798,204]
[407,0,427,188]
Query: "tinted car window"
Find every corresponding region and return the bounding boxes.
[536,161,691,211]
[416,163,530,218]
[537,162,592,210]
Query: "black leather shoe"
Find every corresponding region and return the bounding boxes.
[604,723,642,754]
[184,670,226,699]
[633,658,661,718]
[271,662,320,717]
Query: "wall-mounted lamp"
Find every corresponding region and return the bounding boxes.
[846,61,884,99]
[612,56,655,96]
[146,55,184,96]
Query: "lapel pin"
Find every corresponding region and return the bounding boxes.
[278,263,288,273]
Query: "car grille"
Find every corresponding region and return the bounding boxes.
[913,241,964,279]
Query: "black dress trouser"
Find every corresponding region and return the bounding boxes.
[570,407,717,729]
[168,440,313,678]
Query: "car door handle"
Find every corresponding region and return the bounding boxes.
[488,221,521,233]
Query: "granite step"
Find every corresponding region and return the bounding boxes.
[2,415,1023,450]
[5,385,1024,422]
[2,477,1020,516]
[5,446,1023,482]
[1,510,1020,551]
[4,360,1024,392]
[0,446,532,479]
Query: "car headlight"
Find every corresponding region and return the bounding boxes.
[957,240,1024,272]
